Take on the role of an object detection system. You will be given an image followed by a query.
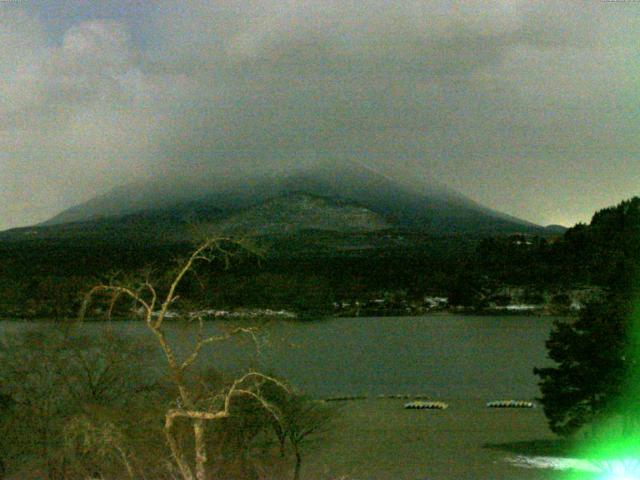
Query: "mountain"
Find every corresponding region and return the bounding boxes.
[543,224,568,235]
[37,161,543,237]
[214,193,391,235]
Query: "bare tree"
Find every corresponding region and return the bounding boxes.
[286,397,334,480]
[63,415,136,480]
[0,325,159,480]
[80,237,288,480]
[260,384,336,480]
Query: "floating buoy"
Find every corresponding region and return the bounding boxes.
[486,400,534,409]
[324,395,368,402]
[404,401,448,410]
[377,394,432,400]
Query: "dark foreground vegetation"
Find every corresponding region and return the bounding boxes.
[0,327,334,480]
[0,238,336,480]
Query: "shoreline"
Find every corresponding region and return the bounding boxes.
[0,309,570,323]
[0,307,573,323]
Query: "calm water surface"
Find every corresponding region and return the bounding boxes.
[1,315,557,399]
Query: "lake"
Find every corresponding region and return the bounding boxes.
[0,314,557,400]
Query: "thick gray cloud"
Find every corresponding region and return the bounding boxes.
[1,1,639,230]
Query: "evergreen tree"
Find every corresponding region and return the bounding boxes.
[534,197,640,437]
[534,294,637,436]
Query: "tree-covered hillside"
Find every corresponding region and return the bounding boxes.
[476,197,640,290]
[0,197,637,319]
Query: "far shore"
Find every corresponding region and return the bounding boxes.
[0,310,569,323]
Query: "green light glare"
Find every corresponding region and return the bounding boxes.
[562,285,640,480]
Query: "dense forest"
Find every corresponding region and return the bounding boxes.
[1,197,638,319]
[477,196,640,290]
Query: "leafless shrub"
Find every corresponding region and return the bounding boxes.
[80,237,290,480]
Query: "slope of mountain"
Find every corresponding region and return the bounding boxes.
[0,193,391,243]
[214,193,391,235]
[543,224,568,235]
[39,161,542,236]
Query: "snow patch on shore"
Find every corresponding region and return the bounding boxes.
[504,455,599,472]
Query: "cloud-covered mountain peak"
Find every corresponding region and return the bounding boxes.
[43,160,539,234]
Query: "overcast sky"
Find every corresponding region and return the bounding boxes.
[1,0,638,231]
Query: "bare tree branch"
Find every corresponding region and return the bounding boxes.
[78,236,288,480]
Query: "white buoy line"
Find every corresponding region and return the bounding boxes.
[486,400,535,408]
[322,396,536,410]
[404,401,448,410]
